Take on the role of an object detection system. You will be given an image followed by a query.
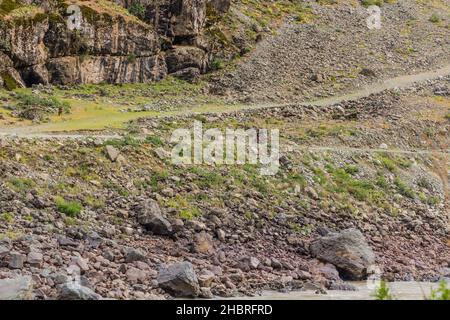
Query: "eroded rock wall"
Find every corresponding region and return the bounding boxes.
[0,0,230,87]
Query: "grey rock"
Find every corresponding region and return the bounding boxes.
[198,270,215,287]
[58,283,102,300]
[58,236,78,247]
[105,145,120,162]
[138,199,173,236]
[124,247,147,263]
[199,287,214,299]
[271,258,283,270]
[157,261,200,297]
[27,251,43,266]
[0,245,10,258]
[238,256,260,271]
[0,276,33,300]
[216,229,226,241]
[8,252,26,269]
[154,147,170,160]
[310,228,375,280]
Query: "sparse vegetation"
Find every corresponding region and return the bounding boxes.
[428,281,450,300]
[104,135,142,148]
[55,197,83,217]
[7,177,35,192]
[1,212,14,223]
[10,92,71,120]
[128,1,146,20]
[429,13,441,23]
[373,281,395,300]
[394,177,416,199]
[210,58,225,71]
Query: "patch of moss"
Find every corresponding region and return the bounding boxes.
[0,0,21,16]
[0,72,18,90]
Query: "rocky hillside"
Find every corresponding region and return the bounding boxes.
[3,0,448,98]
[215,0,450,102]
[0,76,449,299]
[0,0,449,301]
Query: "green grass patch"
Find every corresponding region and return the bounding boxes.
[1,212,14,223]
[394,177,415,199]
[428,281,450,300]
[104,135,142,148]
[7,177,35,192]
[145,135,164,147]
[15,92,70,113]
[55,197,83,217]
[164,195,201,220]
[429,13,441,23]
[373,281,395,300]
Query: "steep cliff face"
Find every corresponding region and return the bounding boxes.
[0,0,230,88]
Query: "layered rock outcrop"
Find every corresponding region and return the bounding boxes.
[0,0,230,88]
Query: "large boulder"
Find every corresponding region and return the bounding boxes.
[137,199,173,235]
[170,0,207,38]
[0,53,26,90]
[310,228,375,280]
[165,46,207,74]
[58,283,102,300]
[157,261,200,297]
[0,276,34,300]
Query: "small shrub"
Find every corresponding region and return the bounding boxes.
[8,177,35,192]
[344,165,359,175]
[127,53,137,64]
[210,58,225,71]
[129,1,146,20]
[394,177,415,199]
[1,212,14,223]
[428,281,450,300]
[13,92,70,119]
[378,155,397,172]
[104,135,141,148]
[16,92,70,112]
[429,13,440,24]
[145,135,164,147]
[56,197,83,217]
[376,175,389,190]
[373,281,394,300]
